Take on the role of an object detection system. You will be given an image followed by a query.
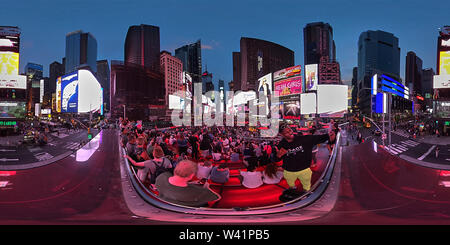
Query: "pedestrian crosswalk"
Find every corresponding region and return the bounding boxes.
[385,140,421,155]
[64,142,80,150]
[392,130,411,138]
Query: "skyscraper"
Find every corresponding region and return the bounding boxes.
[303,22,340,84]
[202,69,213,93]
[160,51,183,107]
[232,52,241,92]
[96,60,110,111]
[49,61,64,95]
[237,37,294,91]
[175,40,202,84]
[357,30,400,114]
[357,30,400,81]
[405,51,423,96]
[124,24,160,72]
[65,30,97,74]
[303,22,335,65]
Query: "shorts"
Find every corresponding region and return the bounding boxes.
[283,168,312,191]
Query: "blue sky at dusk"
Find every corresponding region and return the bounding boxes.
[2,0,449,89]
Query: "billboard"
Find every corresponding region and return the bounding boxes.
[0,74,26,89]
[317,85,348,117]
[280,95,300,120]
[56,77,61,112]
[300,93,316,115]
[0,101,26,119]
[0,52,19,75]
[433,75,450,89]
[273,65,302,81]
[274,77,302,97]
[169,94,185,110]
[440,51,450,75]
[305,64,318,91]
[273,65,301,82]
[58,70,103,113]
[257,73,272,96]
[61,72,79,113]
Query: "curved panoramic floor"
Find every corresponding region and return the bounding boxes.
[1,129,450,225]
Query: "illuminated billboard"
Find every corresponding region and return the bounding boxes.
[317,85,348,117]
[280,95,300,120]
[0,101,26,119]
[273,65,301,82]
[433,75,450,89]
[56,77,61,112]
[0,74,26,89]
[169,94,185,110]
[300,93,316,115]
[305,64,318,91]
[57,70,103,113]
[257,73,272,96]
[0,52,19,75]
[440,51,450,75]
[61,72,79,113]
[274,77,302,97]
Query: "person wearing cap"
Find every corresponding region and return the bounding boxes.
[275,122,336,193]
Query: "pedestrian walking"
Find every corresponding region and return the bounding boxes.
[435,146,440,159]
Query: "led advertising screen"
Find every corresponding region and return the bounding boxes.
[273,65,301,82]
[77,69,102,113]
[317,85,348,117]
[300,93,316,115]
[257,73,272,96]
[280,95,301,120]
[0,101,26,119]
[433,75,450,89]
[56,76,61,113]
[305,64,318,91]
[61,72,79,113]
[169,94,185,110]
[0,52,19,75]
[274,77,302,97]
[0,74,26,89]
[440,51,450,75]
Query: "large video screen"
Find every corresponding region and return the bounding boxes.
[300,92,316,115]
[440,51,450,75]
[56,77,62,113]
[274,77,302,97]
[0,74,26,89]
[257,73,272,96]
[280,94,300,120]
[77,69,103,113]
[169,94,185,110]
[0,52,19,75]
[58,70,103,113]
[61,72,79,113]
[273,65,301,82]
[0,101,26,119]
[317,85,348,117]
[305,64,318,91]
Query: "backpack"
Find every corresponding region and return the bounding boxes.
[149,158,172,184]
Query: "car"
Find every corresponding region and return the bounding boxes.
[374,130,382,136]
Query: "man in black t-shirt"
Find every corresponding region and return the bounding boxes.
[275,123,336,192]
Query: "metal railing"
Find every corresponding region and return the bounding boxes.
[121,128,343,215]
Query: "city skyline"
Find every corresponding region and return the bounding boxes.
[3,0,449,87]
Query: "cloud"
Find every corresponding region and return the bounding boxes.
[201,44,213,50]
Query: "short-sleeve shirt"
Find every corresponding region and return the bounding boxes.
[240,171,263,188]
[155,172,219,207]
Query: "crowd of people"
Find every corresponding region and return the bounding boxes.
[120,117,339,207]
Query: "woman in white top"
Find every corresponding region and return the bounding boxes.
[239,164,263,189]
[262,162,283,184]
[196,161,213,180]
